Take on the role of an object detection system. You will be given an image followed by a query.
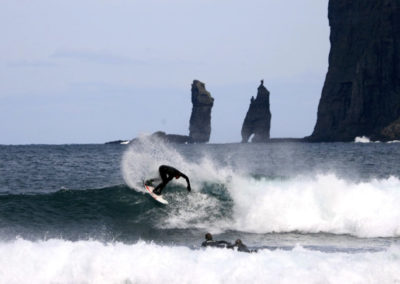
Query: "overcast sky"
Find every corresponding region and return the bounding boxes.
[0,0,330,144]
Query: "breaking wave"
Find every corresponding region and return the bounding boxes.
[121,137,400,238]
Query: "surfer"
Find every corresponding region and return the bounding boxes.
[201,233,232,248]
[201,233,256,253]
[151,165,191,195]
[228,239,254,253]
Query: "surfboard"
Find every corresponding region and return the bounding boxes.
[143,182,168,205]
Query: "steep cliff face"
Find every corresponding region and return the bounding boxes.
[189,80,214,143]
[309,0,400,141]
[241,80,271,143]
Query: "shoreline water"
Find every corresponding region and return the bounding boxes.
[1,140,399,282]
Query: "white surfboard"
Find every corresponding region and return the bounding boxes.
[144,183,168,205]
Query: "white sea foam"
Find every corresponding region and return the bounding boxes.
[122,137,400,237]
[0,239,399,284]
[354,136,386,143]
[162,174,400,237]
[355,136,371,143]
[354,136,400,143]
[227,174,400,237]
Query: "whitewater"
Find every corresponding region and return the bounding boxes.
[0,139,400,283]
[122,136,400,238]
[0,240,399,283]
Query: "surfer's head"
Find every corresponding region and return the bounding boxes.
[235,239,242,245]
[205,233,213,241]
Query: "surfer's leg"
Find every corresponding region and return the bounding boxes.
[159,168,169,182]
[153,182,166,195]
[153,167,170,195]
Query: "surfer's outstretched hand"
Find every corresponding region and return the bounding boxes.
[187,185,191,192]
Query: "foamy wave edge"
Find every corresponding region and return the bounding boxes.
[0,239,399,284]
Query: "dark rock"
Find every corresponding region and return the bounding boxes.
[189,80,214,143]
[152,131,192,143]
[381,117,400,140]
[308,0,400,142]
[165,134,192,143]
[241,80,271,143]
[130,131,191,144]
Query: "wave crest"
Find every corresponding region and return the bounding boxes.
[121,138,400,238]
[228,174,400,237]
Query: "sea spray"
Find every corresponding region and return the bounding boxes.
[121,136,236,231]
[121,135,233,191]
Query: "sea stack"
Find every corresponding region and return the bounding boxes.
[241,80,271,143]
[309,0,400,142]
[189,80,214,143]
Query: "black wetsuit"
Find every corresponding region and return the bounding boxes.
[227,242,257,253]
[153,165,191,195]
[228,243,251,253]
[201,240,232,248]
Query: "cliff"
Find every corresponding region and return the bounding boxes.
[309,0,400,142]
[241,80,271,143]
[189,80,214,143]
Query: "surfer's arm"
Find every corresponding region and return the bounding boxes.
[180,173,191,191]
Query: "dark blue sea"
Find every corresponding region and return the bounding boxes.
[1,137,400,283]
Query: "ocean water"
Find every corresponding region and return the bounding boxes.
[1,137,400,283]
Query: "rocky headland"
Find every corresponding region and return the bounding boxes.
[241,80,271,143]
[308,0,400,142]
[189,80,214,143]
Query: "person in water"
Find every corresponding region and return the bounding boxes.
[228,239,254,253]
[201,233,257,253]
[201,233,232,248]
[150,165,191,195]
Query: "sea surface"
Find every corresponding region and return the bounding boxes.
[1,137,400,283]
